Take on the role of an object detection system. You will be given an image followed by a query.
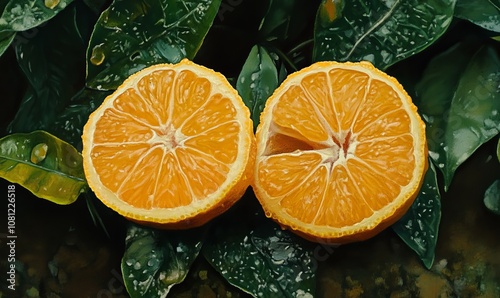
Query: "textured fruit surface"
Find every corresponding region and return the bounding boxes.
[253,61,428,244]
[82,59,255,228]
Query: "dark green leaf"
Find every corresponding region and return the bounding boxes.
[122,224,204,297]
[86,0,222,91]
[0,0,75,32]
[83,0,109,14]
[237,45,278,131]
[313,0,456,70]
[258,0,317,42]
[0,31,14,56]
[47,88,110,150]
[484,179,500,215]
[8,4,87,133]
[393,161,441,269]
[203,219,317,298]
[415,42,500,189]
[455,0,500,33]
[0,130,86,205]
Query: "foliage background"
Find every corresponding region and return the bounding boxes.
[0,0,499,297]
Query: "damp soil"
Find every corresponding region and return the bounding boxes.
[0,139,499,298]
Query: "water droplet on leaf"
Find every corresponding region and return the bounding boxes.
[90,44,106,66]
[31,143,48,164]
[44,0,60,9]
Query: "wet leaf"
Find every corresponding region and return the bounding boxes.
[0,0,74,32]
[122,224,204,298]
[0,130,86,205]
[313,0,456,70]
[86,0,222,91]
[393,162,441,269]
[8,4,88,133]
[484,179,500,215]
[497,138,500,162]
[455,0,500,33]
[415,42,500,190]
[237,45,278,131]
[203,219,317,298]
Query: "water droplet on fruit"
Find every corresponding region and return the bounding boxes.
[31,143,48,164]
[90,44,106,66]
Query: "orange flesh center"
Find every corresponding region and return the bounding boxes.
[258,68,416,228]
[91,69,240,210]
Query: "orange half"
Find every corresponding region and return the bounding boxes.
[82,59,255,229]
[253,61,427,243]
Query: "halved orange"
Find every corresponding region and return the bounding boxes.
[253,61,428,244]
[82,59,255,229]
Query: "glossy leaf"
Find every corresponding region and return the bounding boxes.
[313,0,456,70]
[455,0,500,33]
[203,219,316,298]
[415,42,500,189]
[497,138,500,162]
[86,0,222,91]
[258,0,317,42]
[8,4,87,133]
[122,224,204,298]
[0,31,15,56]
[0,131,86,205]
[484,179,500,215]
[0,0,74,32]
[393,162,441,269]
[237,45,278,131]
[47,88,110,150]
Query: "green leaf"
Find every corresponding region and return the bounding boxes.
[415,42,500,190]
[455,0,500,33]
[0,130,86,205]
[497,138,500,162]
[258,0,317,42]
[86,0,222,91]
[203,219,317,298]
[0,0,75,32]
[8,4,87,133]
[393,161,441,269]
[313,0,456,70]
[484,179,500,215]
[237,45,279,131]
[47,88,110,150]
[122,224,204,297]
[0,31,15,56]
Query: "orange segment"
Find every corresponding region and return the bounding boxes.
[253,61,427,243]
[82,59,255,228]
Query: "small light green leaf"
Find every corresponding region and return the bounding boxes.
[237,45,279,131]
[393,162,441,269]
[86,0,222,91]
[455,0,500,33]
[0,130,86,205]
[0,31,15,56]
[203,219,317,298]
[122,224,204,298]
[313,0,456,70]
[497,138,500,162]
[0,0,75,32]
[8,4,87,133]
[416,42,500,189]
[484,179,500,215]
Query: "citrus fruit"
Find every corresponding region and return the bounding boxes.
[82,59,255,229]
[253,61,428,244]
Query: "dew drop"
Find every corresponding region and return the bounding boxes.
[31,143,48,164]
[90,44,106,66]
[44,0,60,9]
